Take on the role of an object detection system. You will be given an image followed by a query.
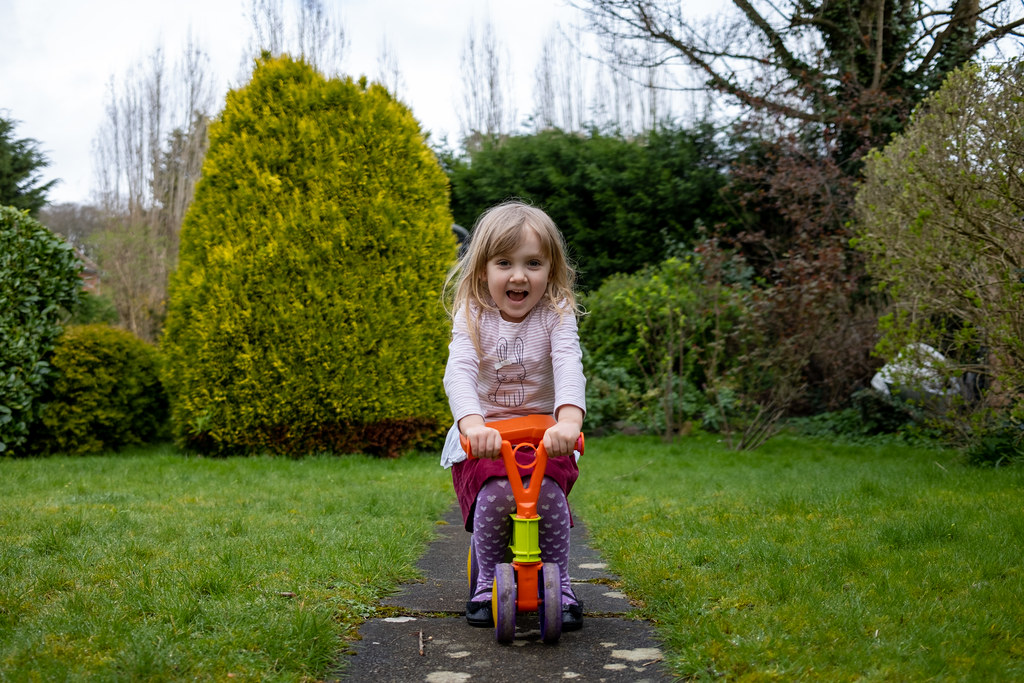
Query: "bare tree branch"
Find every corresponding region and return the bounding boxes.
[573,0,1024,159]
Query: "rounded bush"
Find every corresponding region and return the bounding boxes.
[161,55,455,456]
[0,205,81,454]
[30,324,168,455]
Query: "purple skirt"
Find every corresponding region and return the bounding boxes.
[452,452,580,531]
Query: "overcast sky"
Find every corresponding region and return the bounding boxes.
[0,0,584,205]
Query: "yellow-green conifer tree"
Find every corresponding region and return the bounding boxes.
[162,55,455,455]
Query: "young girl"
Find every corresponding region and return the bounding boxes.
[441,200,586,631]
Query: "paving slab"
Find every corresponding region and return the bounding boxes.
[336,504,674,682]
[346,617,671,682]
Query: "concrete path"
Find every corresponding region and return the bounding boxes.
[334,504,675,682]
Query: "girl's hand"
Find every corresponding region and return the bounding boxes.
[460,416,503,460]
[545,405,584,457]
[543,420,581,458]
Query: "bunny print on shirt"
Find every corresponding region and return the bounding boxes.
[488,337,526,407]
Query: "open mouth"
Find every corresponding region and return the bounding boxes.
[507,290,528,302]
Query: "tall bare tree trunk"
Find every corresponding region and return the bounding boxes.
[531,24,676,136]
[459,15,516,147]
[376,37,406,100]
[92,37,215,342]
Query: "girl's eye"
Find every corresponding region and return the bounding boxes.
[528,260,542,267]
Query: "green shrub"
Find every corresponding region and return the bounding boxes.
[581,354,648,435]
[29,324,168,455]
[162,55,455,457]
[581,255,746,437]
[0,205,81,454]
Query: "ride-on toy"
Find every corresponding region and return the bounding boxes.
[460,414,584,644]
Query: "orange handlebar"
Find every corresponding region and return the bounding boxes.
[457,434,584,462]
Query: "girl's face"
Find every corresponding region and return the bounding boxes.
[482,226,550,323]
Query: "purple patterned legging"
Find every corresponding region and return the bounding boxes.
[470,476,577,607]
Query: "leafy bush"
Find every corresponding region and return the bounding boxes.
[582,242,859,449]
[0,205,81,454]
[855,60,1024,442]
[581,354,650,435]
[712,126,885,419]
[29,324,168,455]
[581,254,747,438]
[162,55,455,457]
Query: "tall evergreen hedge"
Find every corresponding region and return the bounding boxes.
[447,125,729,290]
[161,55,455,456]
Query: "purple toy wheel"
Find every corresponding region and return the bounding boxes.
[539,562,563,644]
[492,563,517,644]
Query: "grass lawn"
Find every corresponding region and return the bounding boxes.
[572,433,1024,681]
[2,434,1021,681]
[0,446,453,681]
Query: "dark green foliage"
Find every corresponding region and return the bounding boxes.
[963,422,1024,467]
[448,125,729,290]
[580,355,646,434]
[790,392,926,445]
[28,324,168,455]
[850,388,919,435]
[0,206,81,454]
[68,291,119,326]
[0,116,58,214]
[162,55,455,456]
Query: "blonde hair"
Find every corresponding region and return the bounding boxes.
[444,200,581,348]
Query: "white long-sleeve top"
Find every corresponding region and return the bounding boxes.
[440,301,586,468]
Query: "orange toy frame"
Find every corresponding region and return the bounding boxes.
[460,414,584,644]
